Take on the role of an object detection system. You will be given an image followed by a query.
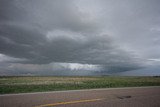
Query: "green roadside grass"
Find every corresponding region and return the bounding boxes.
[0,76,160,94]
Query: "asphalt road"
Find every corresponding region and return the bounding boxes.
[0,87,160,107]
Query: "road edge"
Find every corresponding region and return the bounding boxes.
[1,86,160,96]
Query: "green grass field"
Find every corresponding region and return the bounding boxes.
[0,76,160,94]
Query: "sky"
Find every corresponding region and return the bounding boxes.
[0,0,160,76]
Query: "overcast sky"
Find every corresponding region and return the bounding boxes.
[0,0,160,76]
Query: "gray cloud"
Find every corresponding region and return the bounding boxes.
[0,0,160,76]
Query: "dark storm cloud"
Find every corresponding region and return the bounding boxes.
[0,22,140,66]
[0,0,160,75]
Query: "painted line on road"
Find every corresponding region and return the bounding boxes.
[1,86,160,96]
[34,98,104,107]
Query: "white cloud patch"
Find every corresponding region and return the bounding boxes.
[148,59,160,62]
[0,54,26,62]
[46,30,87,43]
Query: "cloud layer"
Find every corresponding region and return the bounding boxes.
[0,0,160,75]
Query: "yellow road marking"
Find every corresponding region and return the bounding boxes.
[35,98,104,107]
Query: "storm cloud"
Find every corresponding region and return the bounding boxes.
[0,0,160,76]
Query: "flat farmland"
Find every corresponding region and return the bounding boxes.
[0,76,160,94]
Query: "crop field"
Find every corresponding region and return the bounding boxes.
[0,76,160,94]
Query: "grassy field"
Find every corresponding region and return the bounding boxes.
[0,76,160,94]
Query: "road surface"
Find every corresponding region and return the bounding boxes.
[0,87,160,107]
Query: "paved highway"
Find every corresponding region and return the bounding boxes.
[0,87,160,107]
